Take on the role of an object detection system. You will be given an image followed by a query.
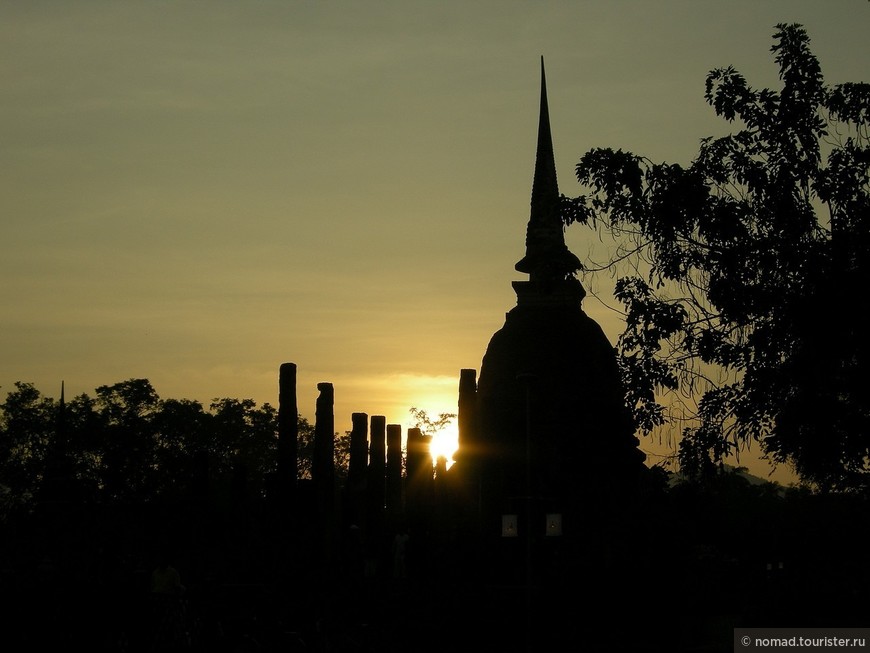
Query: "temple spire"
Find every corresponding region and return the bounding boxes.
[57,380,66,435]
[531,55,558,227]
[515,57,581,281]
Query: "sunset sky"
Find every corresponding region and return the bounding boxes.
[3,1,868,483]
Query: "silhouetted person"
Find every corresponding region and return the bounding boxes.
[151,554,185,598]
[391,525,410,582]
[149,551,188,652]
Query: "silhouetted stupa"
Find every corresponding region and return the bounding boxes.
[467,59,647,525]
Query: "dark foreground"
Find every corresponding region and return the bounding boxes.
[3,482,868,653]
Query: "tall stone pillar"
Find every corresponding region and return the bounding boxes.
[277,362,298,509]
[366,415,388,578]
[314,382,335,567]
[456,368,478,475]
[347,412,368,527]
[349,412,368,487]
[366,416,386,539]
[405,427,432,525]
[406,426,433,577]
[367,417,386,512]
[385,424,403,523]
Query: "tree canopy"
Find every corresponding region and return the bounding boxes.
[0,378,332,519]
[565,23,869,491]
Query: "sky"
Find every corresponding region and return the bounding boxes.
[3,1,868,484]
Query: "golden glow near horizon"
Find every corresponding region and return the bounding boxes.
[2,2,867,489]
[423,420,460,470]
[429,421,460,469]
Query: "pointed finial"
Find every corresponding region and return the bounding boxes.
[515,58,581,280]
[56,380,67,436]
[532,56,557,225]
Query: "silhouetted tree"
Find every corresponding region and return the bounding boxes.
[208,397,279,500]
[0,379,325,512]
[59,392,101,500]
[565,23,869,491]
[93,378,161,501]
[153,397,210,499]
[408,407,456,439]
[0,382,55,518]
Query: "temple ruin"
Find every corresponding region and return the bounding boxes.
[271,61,651,650]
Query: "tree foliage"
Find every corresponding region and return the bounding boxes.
[0,379,331,518]
[0,382,55,514]
[408,406,456,440]
[565,24,869,491]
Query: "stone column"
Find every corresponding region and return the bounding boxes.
[277,362,298,509]
[385,423,403,522]
[366,415,387,580]
[367,417,386,509]
[314,382,335,567]
[405,427,432,524]
[457,368,478,474]
[347,412,368,527]
[405,426,433,577]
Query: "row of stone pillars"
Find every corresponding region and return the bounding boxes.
[276,362,447,571]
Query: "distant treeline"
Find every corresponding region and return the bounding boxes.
[0,378,349,519]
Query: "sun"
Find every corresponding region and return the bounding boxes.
[428,421,459,470]
[405,399,460,470]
